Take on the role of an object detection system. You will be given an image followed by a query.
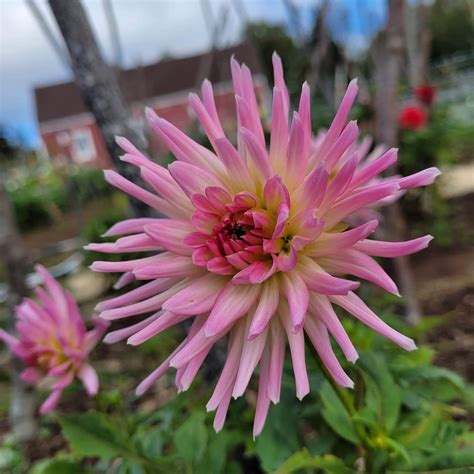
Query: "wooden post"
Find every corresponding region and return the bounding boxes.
[374,0,422,325]
[48,0,150,216]
[0,181,37,441]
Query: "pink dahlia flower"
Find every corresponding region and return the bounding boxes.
[0,265,108,414]
[88,54,439,436]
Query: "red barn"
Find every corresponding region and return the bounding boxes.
[34,43,269,168]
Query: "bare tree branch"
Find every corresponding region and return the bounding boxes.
[48,0,150,216]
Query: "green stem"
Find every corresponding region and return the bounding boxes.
[316,356,374,452]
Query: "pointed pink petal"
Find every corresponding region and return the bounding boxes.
[20,368,41,383]
[78,364,99,396]
[144,220,194,256]
[308,294,358,362]
[232,259,277,285]
[280,271,309,333]
[176,343,212,392]
[135,338,188,396]
[285,112,309,187]
[168,161,225,197]
[96,278,177,312]
[266,319,285,404]
[206,322,246,411]
[213,385,233,433]
[322,121,359,171]
[269,87,289,172]
[146,108,223,173]
[306,220,378,257]
[317,79,358,160]
[213,137,253,189]
[99,282,186,320]
[349,148,398,190]
[293,161,329,209]
[304,317,354,387]
[322,182,399,229]
[330,292,416,351]
[318,249,400,296]
[248,278,280,339]
[39,390,62,414]
[103,313,160,344]
[134,256,202,280]
[272,52,289,115]
[233,325,268,398]
[162,274,226,314]
[263,175,290,211]
[204,283,260,337]
[398,167,441,189]
[188,92,224,147]
[253,343,271,438]
[319,153,358,211]
[102,218,158,237]
[127,311,191,346]
[354,235,433,257]
[298,256,359,295]
[240,127,274,181]
[104,170,175,216]
[280,311,310,400]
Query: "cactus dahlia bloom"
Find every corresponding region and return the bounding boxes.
[88,54,439,436]
[0,265,108,414]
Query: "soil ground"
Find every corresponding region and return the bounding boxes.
[413,246,474,381]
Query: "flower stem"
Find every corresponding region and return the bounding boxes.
[316,356,373,451]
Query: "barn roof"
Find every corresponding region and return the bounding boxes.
[34,42,262,123]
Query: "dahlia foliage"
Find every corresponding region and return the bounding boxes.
[0,265,108,414]
[88,54,439,436]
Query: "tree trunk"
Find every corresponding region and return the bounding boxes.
[48,0,150,217]
[0,181,37,441]
[405,2,432,87]
[374,0,422,325]
[308,0,331,105]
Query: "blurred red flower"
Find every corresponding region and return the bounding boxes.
[399,105,427,130]
[415,84,436,106]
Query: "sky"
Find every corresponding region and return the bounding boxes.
[0,0,387,148]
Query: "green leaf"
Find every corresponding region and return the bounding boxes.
[134,426,165,460]
[115,460,146,474]
[59,412,134,462]
[31,458,91,474]
[390,346,434,370]
[254,392,301,472]
[357,352,401,434]
[276,449,355,474]
[403,315,448,337]
[195,431,240,474]
[320,381,359,444]
[396,365,469,404]
[395,407,443,449]
[173,411,208,468]
[0,446,24,472]
[415,366,465,391]
[385,438,411,464]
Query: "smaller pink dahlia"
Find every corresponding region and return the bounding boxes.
[0,265,108,414]
[89,53,439,436]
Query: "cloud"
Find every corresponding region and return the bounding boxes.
[0,0,286,146]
